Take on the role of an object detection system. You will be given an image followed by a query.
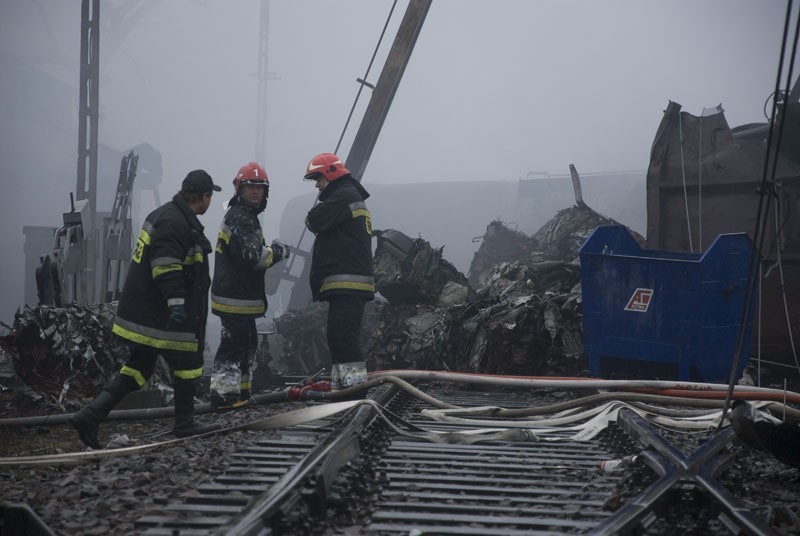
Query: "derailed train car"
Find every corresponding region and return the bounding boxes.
[645,81,800,373]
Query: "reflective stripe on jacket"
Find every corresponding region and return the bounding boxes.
[113,193,212,353]
[306,177,375,302]
[211,198,279,318]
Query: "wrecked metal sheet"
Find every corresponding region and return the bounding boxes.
[0,303,128,404]
[271,205,634,378]
[469,208,644,288]
[367,303,461,372]
[468,220,537,288]
[531,205,641,261]
[272,301,381,377]
[272,302,330,377]
[4,204,628,396]
[451,281,584,376]
[374,229,471,306]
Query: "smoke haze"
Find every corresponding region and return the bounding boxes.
[0,0,795,325]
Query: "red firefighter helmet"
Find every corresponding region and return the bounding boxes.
[303,153,350,182]
[233,162,269,196]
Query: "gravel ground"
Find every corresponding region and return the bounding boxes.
[607,425,800,535]
[0,387,310,535]
[717,445,800,533]
[3,384,800,535]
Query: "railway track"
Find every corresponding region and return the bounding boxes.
[123,381,791,535]
[3,377,799,535]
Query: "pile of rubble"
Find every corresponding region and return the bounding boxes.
[0,303,128,406]
[0,202,642,403]
[272,204,643,377]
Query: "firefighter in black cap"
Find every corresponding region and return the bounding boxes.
[71,169,221,448]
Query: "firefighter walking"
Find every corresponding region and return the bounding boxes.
[71,170,222,449]
[210,162,287,408]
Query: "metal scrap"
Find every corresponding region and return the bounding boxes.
[0,303,128,404]
[373,229,471,306]
[0,205,634,395]
[468,221,537,288]
[271,204,632,378]
[530,204,643,261]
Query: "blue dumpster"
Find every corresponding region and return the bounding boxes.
[579,225,757,383]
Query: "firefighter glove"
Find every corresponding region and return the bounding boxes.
[271,241,289,262]
[166,303,187,330]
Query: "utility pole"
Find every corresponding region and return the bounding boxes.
[76,0,100,303]
[255,0,271,164]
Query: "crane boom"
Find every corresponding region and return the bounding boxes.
[345,0,432,182]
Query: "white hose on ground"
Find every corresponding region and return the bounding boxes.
[368,369,800,403]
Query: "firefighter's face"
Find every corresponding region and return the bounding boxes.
[197,191,213,215]
[240,184,267,207]
[315,176,328,192]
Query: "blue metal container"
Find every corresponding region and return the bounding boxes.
[579,225,757,382]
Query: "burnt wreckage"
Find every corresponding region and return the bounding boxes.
[274,204,623,379]
[2,102,800,536]
[646,87,800,373]
[2,2,800,533]
[1,199,628,405]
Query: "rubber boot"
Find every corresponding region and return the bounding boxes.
[227,389,256,409]
[209,364,241,410]
[70,374,138,449]
[330,361,369,400]
[173,379,220,438]
[212,394,250,411]
[331,361,368,389]
[237,388,255,408]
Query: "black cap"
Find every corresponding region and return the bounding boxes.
[182,169,221,193]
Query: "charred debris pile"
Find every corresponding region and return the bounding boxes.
[0,303,128,411]
[0,204,639,407]
[274,204,638,377]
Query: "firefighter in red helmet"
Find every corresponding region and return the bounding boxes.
[303,153,374,390]
[210,162,288,409]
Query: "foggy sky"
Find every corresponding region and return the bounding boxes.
[0,0,796,325]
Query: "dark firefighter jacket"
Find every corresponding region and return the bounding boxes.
[305,176,375,302]
[112,193,212,354]
[211,196,279,318]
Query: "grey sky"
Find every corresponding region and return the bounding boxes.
[0,0,795,325]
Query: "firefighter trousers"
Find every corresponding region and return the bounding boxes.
[326,294,367,365]
[213,316,256,397]
[122,342,204,387]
